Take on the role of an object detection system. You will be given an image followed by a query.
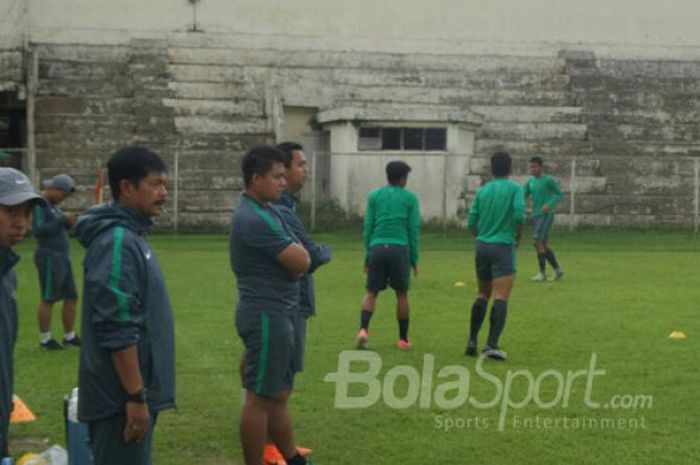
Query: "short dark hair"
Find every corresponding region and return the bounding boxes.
[276,142,304,167]
[107,146,167,200]
[242,145,288,187]
[491,151,512,177]
[530,156,543,166]
[386,161,411,185]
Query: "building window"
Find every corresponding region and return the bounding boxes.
[358,126,447,151]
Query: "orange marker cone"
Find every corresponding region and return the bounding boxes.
[10,395,37,423]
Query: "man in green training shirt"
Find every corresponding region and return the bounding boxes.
[357,160,420,350]
[466,151,525,361]
[523,156,564,282]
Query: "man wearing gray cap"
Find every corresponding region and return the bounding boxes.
[32,173,80,350]
[0,167,44,462]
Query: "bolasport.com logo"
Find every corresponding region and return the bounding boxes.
[324,351,652,432]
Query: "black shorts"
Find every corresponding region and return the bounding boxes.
[366,244,410,293]
[475,242,516,281]
[34,251,78,303]
[236,309,295,398]
[532,213,555,242]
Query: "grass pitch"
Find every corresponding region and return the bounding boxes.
[8,229,700,464]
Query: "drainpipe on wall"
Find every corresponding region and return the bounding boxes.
[25,46,38,186]
[694,158,699,234]
[442,152,448,230]
[23,0,38,185]
[187,0,201,32]
[569,158,577,231]
[173,142,180,233]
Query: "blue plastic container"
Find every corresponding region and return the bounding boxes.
[64,395,93,465]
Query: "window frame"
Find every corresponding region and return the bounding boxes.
[357,124,448,152]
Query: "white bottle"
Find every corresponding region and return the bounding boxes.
[39,446,67,465]
[67,388,79,423]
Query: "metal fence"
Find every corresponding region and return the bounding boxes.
[7,145,700,234]
[291,151,700,233]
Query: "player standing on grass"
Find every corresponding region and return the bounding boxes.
[466,151,525,361]
[32,173,81,350]
[230,146,311,465]
[257,144,331,464]
[0,168,45,463]
[523,156,564,282]
[77,147,175,465]
[356,160,420,350]
[275,142,331,372]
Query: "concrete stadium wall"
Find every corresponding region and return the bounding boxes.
[2,1,700,229]
[19,38,700,229]
[0,0,25,91]
[15,0,700,50]
[0,0,25,48]
[0,50,22,92]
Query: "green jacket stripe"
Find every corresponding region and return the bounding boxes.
[33,204,44,229]
[109,227,131,322]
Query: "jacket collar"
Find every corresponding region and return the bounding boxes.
[274,190,297,210]
[0,246,20,276]
[114,202,153,236]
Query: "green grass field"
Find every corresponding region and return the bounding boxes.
[7,229,700,464]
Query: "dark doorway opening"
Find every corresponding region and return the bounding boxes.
[0,91,26,169]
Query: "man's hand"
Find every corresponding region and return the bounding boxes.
[542,204,550,213]
[124,401,150,443]
[113,346,147,442]
[412,266,418,278]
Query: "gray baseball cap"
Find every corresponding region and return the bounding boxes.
[0,168,45,206]
[43,173,76,193]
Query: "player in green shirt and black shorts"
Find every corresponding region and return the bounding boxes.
[466,151,525,361]
[357,161,420,350]
[523,156,564,282]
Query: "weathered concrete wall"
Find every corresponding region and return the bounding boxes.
[0,0,25,49]
[468,50,700,226]
[0,49,23,92]
[22,37,700,229]
[29,39,272,229]
[0,0,24,90]
[3,2,700,229]
[20,0,700,50]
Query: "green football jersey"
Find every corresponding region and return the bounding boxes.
[523,174,563,217]
[468,178,525,245]
[364,185,420,267]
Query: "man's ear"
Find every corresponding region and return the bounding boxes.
[118,179,136,200]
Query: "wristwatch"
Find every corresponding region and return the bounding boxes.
[125,387,147,403]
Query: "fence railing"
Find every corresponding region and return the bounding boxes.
[5,146,700,233]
